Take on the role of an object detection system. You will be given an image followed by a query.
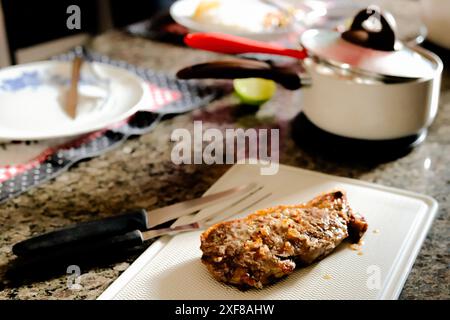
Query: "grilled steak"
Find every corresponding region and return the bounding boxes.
[200,190,368,289]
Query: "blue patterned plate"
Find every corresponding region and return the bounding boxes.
[0,60,150,141]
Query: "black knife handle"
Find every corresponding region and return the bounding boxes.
[61,229,144,256]
[12,209,148,257]
[41,229,144,257]
[8,230,146,278]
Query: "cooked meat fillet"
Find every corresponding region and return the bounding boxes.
[200,190,368,289]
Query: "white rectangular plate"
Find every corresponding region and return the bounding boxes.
[98,163,437,300]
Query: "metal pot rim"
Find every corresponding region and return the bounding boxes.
[303,45,442,84]
[300,29,443,83]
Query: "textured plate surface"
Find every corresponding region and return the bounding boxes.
[99,163,437,300]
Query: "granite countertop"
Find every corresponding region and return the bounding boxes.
[0,31,448,300]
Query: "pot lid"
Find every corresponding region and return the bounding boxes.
[300,7,437,80]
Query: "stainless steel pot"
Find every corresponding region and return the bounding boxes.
[301,44,442,140]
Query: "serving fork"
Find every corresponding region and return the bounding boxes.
[12,183,270,259]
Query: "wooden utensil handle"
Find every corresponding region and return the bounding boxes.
[66,56,83,119]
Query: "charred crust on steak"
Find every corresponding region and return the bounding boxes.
[200,190,368,289]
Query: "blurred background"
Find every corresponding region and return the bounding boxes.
[2,0,447,67]
[0,0,176,66]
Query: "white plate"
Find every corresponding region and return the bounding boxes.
[0,61,150,141]
[170,0,294,41]
[98,163,437,300]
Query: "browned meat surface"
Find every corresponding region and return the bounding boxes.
[200,190,368,289]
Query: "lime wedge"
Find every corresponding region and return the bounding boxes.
[233,78,276,106]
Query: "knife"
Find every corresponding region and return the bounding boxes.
[91,187,271,246]
[12,182,257,257]
[7,187,270,278]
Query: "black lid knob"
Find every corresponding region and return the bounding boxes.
[341,6,397,51]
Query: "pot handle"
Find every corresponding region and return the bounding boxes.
[176,59,303,90]
[341,6,397,51]
[185,33,307,60]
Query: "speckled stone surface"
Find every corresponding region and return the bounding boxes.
[0,31,448,300]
